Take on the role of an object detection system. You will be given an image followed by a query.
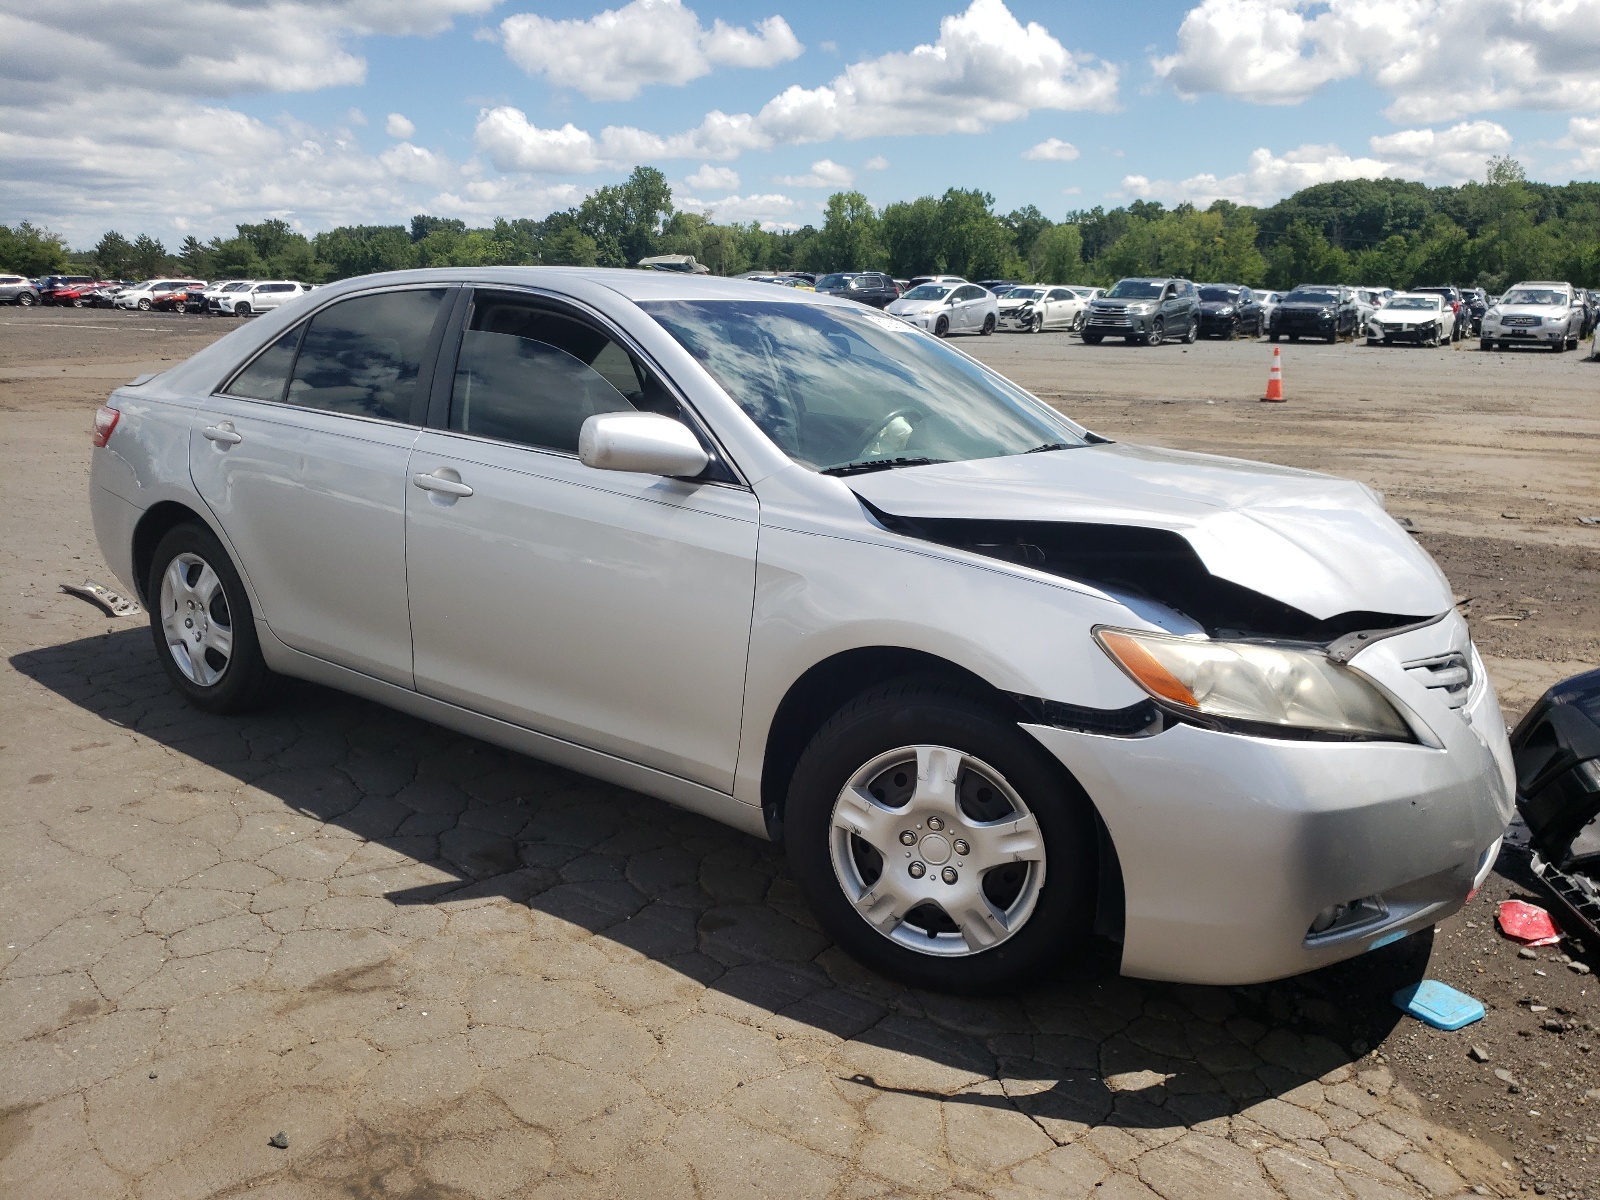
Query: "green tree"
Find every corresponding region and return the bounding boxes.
[579,165,675,267]
[0,221,69,276]
[410,214,466,242]
[934,189,1017,280]
[92,231,134,278]
[129,234,168,279]
[205,236,264,279]
[1264,220,1349,289]
[1029,223,1083,282]
[1002,205,1053,265]
[177,235,211,277]
[880,197,943,276]
[809,191,885,272]
[542,222,599,266]
[312,225,416,278]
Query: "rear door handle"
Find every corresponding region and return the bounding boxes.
[412,471,474,497]
[202,423,242,445]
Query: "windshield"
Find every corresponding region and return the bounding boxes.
[1287,290,1337,304]
[642,299,1086,473]
[815,274,850,290]
[1106,280,1164,299]
[902,284,952,301]
[1384,296,1437,310]
[1501,288,1565,307]
[1198,287,1239,302]
[1005,287,1044,301]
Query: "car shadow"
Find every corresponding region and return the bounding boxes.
[13,626,1426,1138]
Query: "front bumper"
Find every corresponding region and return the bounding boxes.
[1368,321,1439,343]
[1482,324,1564,345]
[997,309,1035,330]
[1084,309,1153,335]
[1024,619,1513,984]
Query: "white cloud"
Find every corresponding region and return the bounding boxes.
[676,191,800,226]
[863,155,890,170]
[379,141,448,184]
[1558,114,1600,171]
[775,158,855,187]
[473,106,769,174]
[499,0,801,101]
[347,108,368,126]
[1155,0,1600,122]
[1119,121,1515,206]
[385,112,416,139]
[1023,137,1079,162]
[685,163,740,191]
[756,0,1117,143]
[0,1,498,102]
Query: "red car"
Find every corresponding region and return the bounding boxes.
[50,281,107,308]
[151,283,208,313]
[38,275,98,305]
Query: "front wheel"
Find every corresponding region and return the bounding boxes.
[1144,318,1164,347]
[148,522,274,714]
[1081,332,1103,345]
[933,315,949,338]
[784,677,1097,993]
[1268,333,1279,343]
[1031,313,1045,333]
[136,298,151,311]
[980,313,995,336]
[1479,339,1492,351]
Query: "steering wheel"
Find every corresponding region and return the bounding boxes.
[854,406,923,458]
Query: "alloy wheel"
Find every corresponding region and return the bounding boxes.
[828,744,1046,957]
[1146,318,1164,346]
[159,552,234,687]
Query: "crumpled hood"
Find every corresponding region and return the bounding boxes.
[848,442,1452,621]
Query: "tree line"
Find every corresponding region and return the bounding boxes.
[5,157,1598,293]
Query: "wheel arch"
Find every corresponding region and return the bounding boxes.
[131,500,215,605]
[757,644,1125,937]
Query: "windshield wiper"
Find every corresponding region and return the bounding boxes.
[821,456,946,477]
[1026,442,1078,454]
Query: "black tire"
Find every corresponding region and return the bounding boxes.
[1479,339,1492,352]
[1268,333,1279,343]
[981,313,996,336]
[1081,332,1102,345]
[1289,334,1299,342]
[783,675,1098,993]
[1144,318,1164,347]
[933,315,948,338]
[1179,318,1195,344]
[147,521,274,714]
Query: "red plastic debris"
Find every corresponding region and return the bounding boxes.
[1497,899,1562,947]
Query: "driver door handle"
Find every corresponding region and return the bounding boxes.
[202,423,243,445]
[412,471,474,497]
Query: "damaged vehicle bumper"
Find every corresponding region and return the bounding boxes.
[1025,621,1513,984]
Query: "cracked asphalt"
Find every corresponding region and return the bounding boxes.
[4,311,1592,1199]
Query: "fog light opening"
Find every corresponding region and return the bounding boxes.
[1307,895,1389,941]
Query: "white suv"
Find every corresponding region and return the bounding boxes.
[216,280,309,316]
[1481,281,1584,351]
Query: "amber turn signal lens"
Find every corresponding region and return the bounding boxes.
[1096,630,1199,708]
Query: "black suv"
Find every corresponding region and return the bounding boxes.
[813,271,900,309]
[1196,284,1263,338]
[1269,285,1360,342]
[1082,277,1199,346]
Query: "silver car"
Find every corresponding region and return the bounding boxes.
[89,268,1512,990]
[1480,281,1584,351]
[885,281,999,337]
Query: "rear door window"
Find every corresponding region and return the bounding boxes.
[285,288,449,422]
[225,325,305,403]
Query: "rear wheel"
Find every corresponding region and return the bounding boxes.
[17,292,36,307]
[147,522,274,714]
[784,677,1097,993]
[1070,311,1084,332]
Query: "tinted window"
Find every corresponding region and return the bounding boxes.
[1047,289,1072,301]
[285,288,447,421]
[226,324,304,403]
[449,292,677,453]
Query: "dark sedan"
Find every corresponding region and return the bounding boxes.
[1196,284,1262,339]
[812,271,900,309]
[1268,285,1360,342]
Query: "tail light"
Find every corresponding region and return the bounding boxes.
[92,405,120,448]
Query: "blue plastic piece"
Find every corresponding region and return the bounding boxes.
[1391,980,1485,1031]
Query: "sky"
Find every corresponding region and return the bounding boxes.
[4,0,1600,247]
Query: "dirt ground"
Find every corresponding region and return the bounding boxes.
[2,306,1597,1199]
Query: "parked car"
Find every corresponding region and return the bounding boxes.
[1268,285,1360,342]
[1575,288,1598,338]
[976,280,1023,296]
[114,279,206,311]
[1480,281,1584,352]
[200,280,255,310]
[50,281,108,308]
[636,254,709,274]
[212,280,310,316]
[1256,291,1283,330]
[996,285,1086,333]
[886,281,998,336]
[86,282,131,307]
[1409,286,1466,341]
[89,268,1513,991]
[907,274,967,290]
[1350,288,1385,332]
[1082,277,1199,346]
[813,272,900,309]
[1365,293,1450,347]
[1455,287,1488,335]
[0,273,39,305]
[37,274,97,304]
[153,283,209,313]
[1066,286,1103,303]
[1195,284,1262,338]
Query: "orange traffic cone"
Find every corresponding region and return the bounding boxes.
[1261,345,1284,402]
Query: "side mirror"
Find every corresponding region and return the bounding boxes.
[578,412,710,478]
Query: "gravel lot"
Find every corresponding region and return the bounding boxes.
[2,308,1597,1199]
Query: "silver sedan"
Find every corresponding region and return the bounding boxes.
[90,268,1511,990]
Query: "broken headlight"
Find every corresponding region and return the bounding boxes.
[1094,627,1414,741]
